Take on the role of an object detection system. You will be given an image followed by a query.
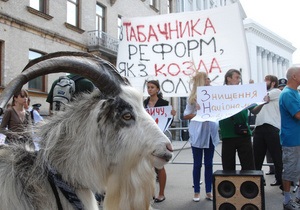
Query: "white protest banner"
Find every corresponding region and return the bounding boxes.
[192,83,267,122]
[145,106,173,132]
[116,3,250,97]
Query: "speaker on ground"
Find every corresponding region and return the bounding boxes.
[213,170,265,210]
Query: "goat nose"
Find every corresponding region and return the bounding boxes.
[166,142,173,152]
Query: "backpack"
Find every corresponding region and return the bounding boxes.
[52,75,82,111]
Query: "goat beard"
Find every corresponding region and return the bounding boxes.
[103,157,155,210]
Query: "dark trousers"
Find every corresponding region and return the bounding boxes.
[253,124,282,182]
[222,136,255,170]
[266,150,275,173]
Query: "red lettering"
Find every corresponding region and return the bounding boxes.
[190,19,202,36]
[168,63,180,76]
[155,64,167,76]
[157,23,169,40]
[148,108,155,116]
[197,60,209,74]
[204,18,216,34]
[148,25,159,42]
[182,61,195,76]
[179,21,191,38]
[168,21,179,39]
[209,58,222,73]
[123,22,132,41]
[123,18,216,42]
[152,58,220,77]
[137,25,146,42]
[129,27,138,41]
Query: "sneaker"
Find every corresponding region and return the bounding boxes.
[205,193,213,201]
[193,193,200,202]
[283,200,300,210]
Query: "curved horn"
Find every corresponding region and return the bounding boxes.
[0,51,126,115]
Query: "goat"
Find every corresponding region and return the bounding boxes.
[0,52,173,210]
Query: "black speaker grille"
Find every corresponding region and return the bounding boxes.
[241,203,259,210]
[219,202,237,210]
[240,181,259,199]
[218,180,236,198]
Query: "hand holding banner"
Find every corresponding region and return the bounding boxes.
[192,83,267,122]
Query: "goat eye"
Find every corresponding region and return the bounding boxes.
[122,113,132,120]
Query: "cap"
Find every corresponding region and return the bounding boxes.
[278,78,287,87]
[32,103,42,109]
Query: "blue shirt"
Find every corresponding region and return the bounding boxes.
[279,87,300,146]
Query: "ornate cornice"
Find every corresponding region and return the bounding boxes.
[243,18,296,53]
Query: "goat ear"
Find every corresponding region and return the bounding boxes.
[96,98,115,123]
[0,51,126,115]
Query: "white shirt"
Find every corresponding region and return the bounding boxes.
[32,109,43,124]
[184,102,220,148]
[255,88,281,129]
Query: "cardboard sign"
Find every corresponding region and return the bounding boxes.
[145,106,173,132]
[117,3,250,97]
[192,83,267,122]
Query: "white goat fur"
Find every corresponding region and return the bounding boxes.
[0,85,172,210]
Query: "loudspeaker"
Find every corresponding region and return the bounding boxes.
[213,170,265,210]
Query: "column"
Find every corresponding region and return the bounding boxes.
[272,55,278,78]
[204,0,209,9]
[282,60,289,78]
[277,58,283,78]
[262,49,268,79]
[199,0,204,10]
[268,53,274,75]
[256,47,263,82]
[192,0,197,11]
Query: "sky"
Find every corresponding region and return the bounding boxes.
[239,0,300,64]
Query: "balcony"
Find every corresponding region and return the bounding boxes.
[87,30,119,57]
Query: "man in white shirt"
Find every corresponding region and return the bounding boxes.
[251,75,282,187]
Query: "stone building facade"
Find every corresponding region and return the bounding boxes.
[0,0,173,115]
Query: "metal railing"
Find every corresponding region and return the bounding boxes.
[169,125,273,167]
[87,30,119,56]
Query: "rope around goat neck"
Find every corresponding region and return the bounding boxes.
[47,165,84,210]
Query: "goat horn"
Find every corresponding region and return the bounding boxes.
[0,51,126,115]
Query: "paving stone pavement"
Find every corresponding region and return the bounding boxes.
[99,140,291,210]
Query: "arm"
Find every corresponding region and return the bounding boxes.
[250,94,270,115]
[0,109,11,135]
[183,113,196,120]
[183,102,197,120]
[250,104,265,115]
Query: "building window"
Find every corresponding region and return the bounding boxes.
[28,50,46,92]
[96,3,105,33]
[29,0,48,13]
[67,0,79,27]
[117,15,122,40]
[150,0,159,12]
[167,0,173,13]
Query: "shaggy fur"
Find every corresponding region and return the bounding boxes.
[0,86,173,210]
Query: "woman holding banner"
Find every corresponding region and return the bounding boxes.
[143,80,176,203]
[183,72,219,202]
